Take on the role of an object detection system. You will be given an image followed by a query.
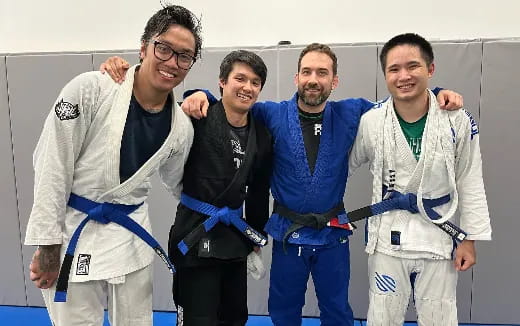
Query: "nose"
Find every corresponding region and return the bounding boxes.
[164,53,180,69]
[242,80,253,92]
[397,68,411,81]
[308,71,319,83]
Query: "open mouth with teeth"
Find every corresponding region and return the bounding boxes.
[397,83,415,90]
[159,69,176,79]
[237,93,252,101]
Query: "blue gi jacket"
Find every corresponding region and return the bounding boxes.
[254,93,374,245]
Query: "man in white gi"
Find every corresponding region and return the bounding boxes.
[349,33,492,325]
[24,5,200,326]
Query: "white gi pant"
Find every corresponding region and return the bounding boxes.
[42,265,153,326]
[367,252,458,326]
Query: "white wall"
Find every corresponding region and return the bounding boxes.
[1,0,519,53]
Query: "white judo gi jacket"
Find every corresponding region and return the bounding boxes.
[25,65,193,281]
[349,90,491,259]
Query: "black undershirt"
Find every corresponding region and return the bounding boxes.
[229,123,249,170]
[119,94,172,183]
[298,107,323,174]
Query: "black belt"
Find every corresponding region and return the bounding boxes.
[273,201,351,247]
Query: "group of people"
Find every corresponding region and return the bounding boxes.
[25,4,491,326]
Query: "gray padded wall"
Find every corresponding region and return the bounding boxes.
[6,54,93,306]
[0,57,27,305]
[473,40,520,325]
[2,41,518,325]
[335,45,378,321]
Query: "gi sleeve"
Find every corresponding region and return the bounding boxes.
[25,73,98,246]
[454,109,492,241]
[159,111,194,200]
[348,113,372,177]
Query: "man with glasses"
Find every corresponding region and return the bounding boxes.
[24,5,200,325]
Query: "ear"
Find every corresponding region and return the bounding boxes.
[428,62,435,78]
[139,42,147,61]
[332,75,339,90]
[219,78,226,89]
[294,73,299,87]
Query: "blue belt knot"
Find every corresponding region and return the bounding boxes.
[397,193,419,213]
[178,193,267,255]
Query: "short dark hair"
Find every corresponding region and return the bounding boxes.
[298,43,338,75]
[219,50,268,95]
[379,33,434,73]
[141,5,202,59]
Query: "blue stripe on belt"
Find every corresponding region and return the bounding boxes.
[177,193,268,255]
[54,193,175,303]
[346,190,467,242]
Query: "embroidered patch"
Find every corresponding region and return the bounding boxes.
[76,254,91,275]
[375,272,396,292]
[55,99,80,120]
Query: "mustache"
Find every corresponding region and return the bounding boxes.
[304,84,321,91]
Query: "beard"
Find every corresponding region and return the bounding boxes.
[297,84,331,107]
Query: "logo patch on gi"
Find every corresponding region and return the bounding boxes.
[76,254,91,275]
[55,99,80,121]
[391,231,401,245]
[375,272,396,292]
[198,238,212,257]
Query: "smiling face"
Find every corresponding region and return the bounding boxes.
[220,62,262,114]
[139,24,196,94]
[295,51,338,110]
[384,44,434,104]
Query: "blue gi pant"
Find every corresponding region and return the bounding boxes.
[268,239,353,326]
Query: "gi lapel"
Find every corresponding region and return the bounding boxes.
[213,109,258,204]
[287,95,311,183]
[100,65,180,200]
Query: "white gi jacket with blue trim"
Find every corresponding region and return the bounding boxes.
[25,65,193,281]
[349,90,491,259]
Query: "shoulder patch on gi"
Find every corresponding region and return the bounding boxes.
[76,254,91,275]
[55,99,80,121]
[463,109,479,140]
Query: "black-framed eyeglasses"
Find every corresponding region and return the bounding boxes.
[153,40,196,70]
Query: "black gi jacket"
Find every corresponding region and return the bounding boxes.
[169,101,272,267]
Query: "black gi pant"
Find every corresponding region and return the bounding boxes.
[172,259,248,326]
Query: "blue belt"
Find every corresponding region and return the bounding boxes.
[177,193,268,255]
[346,190,467,242]
[54,193,175,302]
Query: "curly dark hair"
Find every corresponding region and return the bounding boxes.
[141,4,203,59]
